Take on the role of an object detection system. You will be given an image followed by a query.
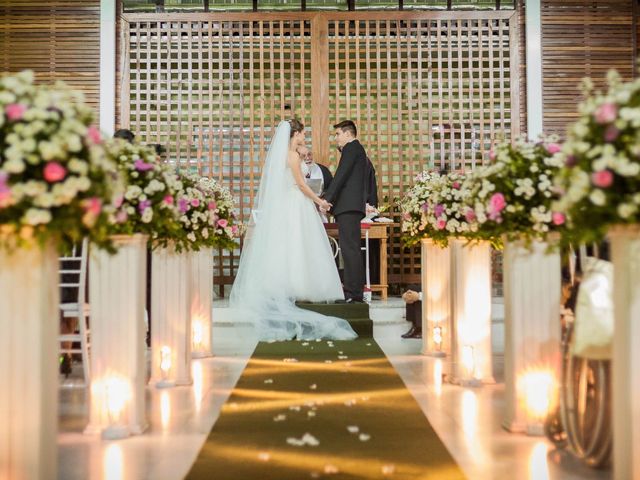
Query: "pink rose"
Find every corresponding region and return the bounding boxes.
[86,125,102,145]
[113,194,124,208]
[163,195,174,205]
[488,192,506,220]
[465,208,476,223]
[0,173,10,208]
[43,162,66,183]
[489,150,496,161]
[208,201,217,211]
[452,181,461,190]
[402,212,411,221]
[217,218,228,228]
[604,125,620,143]
[420,203,429,213]
[546,143,562,154]
[115,210,128,223]
[594,102,617,124]
[434,204,445,218]
[5,104,27,121]
[134,158,154,172]
[552,212,566,226]
[436,219,447,230]
[190,198,200,207]
[231,225,239,236]
[178,198,189,213]
[82,197,102,215]
[592,170,614,188]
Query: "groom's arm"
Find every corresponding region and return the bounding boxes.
[323,144,357,204]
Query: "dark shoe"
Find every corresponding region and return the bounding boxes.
[59,354,72,377]
[401,326,422,339]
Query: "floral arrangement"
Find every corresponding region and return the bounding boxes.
[401,170,478,247]
[0,71,119,252]
[105,139,183,243]
[173,172,241,251]
[468,137,566,244]
[553,71,640,244]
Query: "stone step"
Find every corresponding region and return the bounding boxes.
[295,301,369,319]
[296,302,373,337]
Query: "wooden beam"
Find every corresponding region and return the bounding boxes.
[311,14,329,165]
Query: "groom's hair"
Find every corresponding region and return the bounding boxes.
[333,120,357,138]
[288,118,304,137]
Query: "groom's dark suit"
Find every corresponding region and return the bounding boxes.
[323,139,369,301]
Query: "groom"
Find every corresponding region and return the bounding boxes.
[323,120,369,303]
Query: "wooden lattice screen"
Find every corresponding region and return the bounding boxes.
[120,10,520,291]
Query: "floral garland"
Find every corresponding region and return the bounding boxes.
[173,172,241,252]
[0,71,119,252]
[105,139,183,244]
[553,71,640,244]
[469,137,566,244]
[401,170,478,247]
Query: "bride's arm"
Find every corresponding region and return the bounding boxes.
[287,152,330,209]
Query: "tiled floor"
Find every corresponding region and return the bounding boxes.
[57,299,611,480]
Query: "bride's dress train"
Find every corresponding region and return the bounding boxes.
[230,121,357,341]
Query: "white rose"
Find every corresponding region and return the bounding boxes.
[617,203,636,219]
[125,185,143,200]
[187,232,196,242]
[4,157,25,173]
[589,189,606,206]
[23,208,52,226]
[141,208,153,223]
[68,158,88,175]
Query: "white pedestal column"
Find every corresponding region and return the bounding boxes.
[609,226,640,480]
[0,243,58,480]
[85,234,149,438]
[190,249,214,358]
[421,238,452,357]
[502,238,561,435]
[450,239,494,385]
[151,244,193,387]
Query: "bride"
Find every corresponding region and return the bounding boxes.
[230,119,358,341]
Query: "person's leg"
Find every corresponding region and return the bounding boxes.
[401,284,422,338]
[337,212,365,301]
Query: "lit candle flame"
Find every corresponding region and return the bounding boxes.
[160,346,172,377]
[192,321,204,351]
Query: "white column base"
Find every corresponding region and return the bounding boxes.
[0,243,59,480]
[85,234,149,437]
[190,249,214,358]
[421,238,452,357]
[502,239,561,434]
[151,244,193,387]
[609,226,640,480]
[450,239,494,385]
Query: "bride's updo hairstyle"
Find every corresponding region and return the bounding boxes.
[288,118,304,138]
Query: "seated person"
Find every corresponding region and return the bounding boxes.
[401,284,422,339]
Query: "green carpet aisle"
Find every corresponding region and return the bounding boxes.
[186,339,465,479]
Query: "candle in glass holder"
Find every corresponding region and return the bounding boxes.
[101,376,130,440]
[519,368,555,435]
[156,345,175,388]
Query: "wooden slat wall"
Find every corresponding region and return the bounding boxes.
[0,1,101,116]
[541,0,635,137]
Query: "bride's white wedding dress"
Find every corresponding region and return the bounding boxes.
[230,121,357,341]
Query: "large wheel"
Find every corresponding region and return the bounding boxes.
[548,318,612,468]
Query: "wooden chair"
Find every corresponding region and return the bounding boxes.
[58,238,91,385]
